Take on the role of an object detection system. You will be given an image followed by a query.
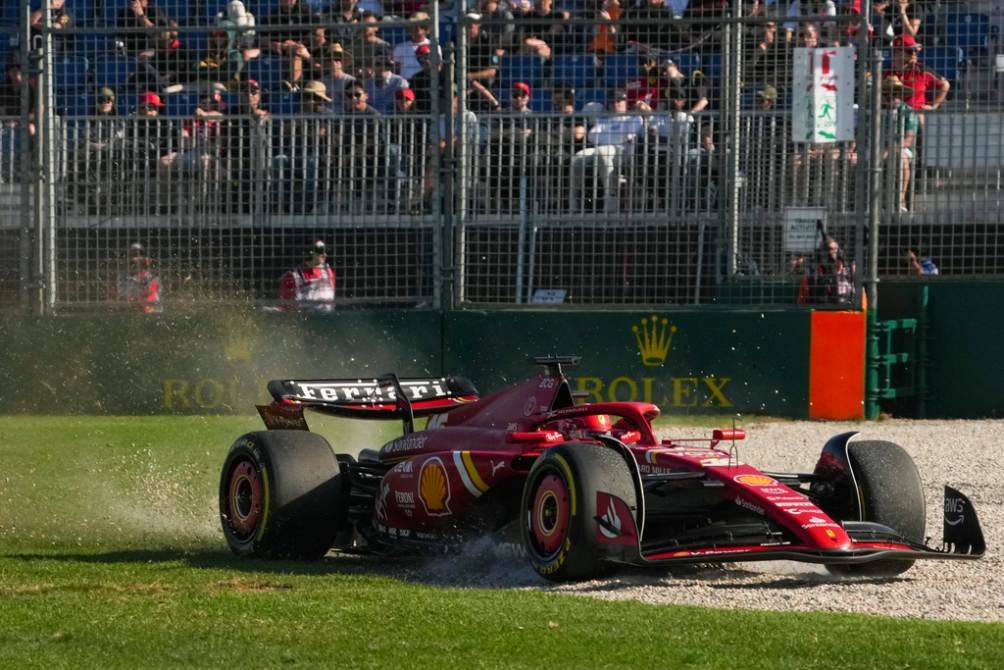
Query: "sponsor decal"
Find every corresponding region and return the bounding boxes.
[384,435,429,454]
[523,396,537,417]
[633,315,677,367]
[734,474,778,487]
[945,496,967,526]
[538,377,558,389]
[392,460,414,474]
[491,459,506,478]
[453,451,489,497]
[575,376,733,408]
[291,379,450,403]
[418,457,452,516]
[701,457,736,467]
[163,378,243,410]
[375,481,390,521]
[598,497,623,539]
[734,496,765,516]
[825,529,837,540]
[395,490,415,506]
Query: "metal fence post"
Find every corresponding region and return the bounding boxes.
[17,0,33,313]
[721,1,744,282]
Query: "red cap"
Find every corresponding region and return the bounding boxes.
[395,87,416,100]
[892,34,922,50]
[138,91,164,107]
[245,78,260,91]
[415,44,431,57]
[512,81,531,96]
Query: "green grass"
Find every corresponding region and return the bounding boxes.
[1,416,1001,669]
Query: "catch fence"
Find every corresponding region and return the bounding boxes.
[1,3,1002,312]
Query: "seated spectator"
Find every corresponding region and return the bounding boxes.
[130,92,179,176]
[408,45,448,114]
[319,43,356,111]
[905,249,938,276]
[393,12,438,80]
[621,0,679,53]
[113,242,162,313]
[881,75,917,213]
[327,0,363,38]
[590,0,622,55]
[757,84,778,111]
[537,85,587,211]
[570,88,646,213]
[486,82,535,212]
[70,88,126,213]
[388,88,422,210]
[885,35,949,112]
[30,0,74,54]
[661,58,709,114]
[365,55,409,114]
[510,0,559,59]
[343,81,383,210]
[221,80,271,212]
[264,0,319,91]
[179,91,225,175]
[215,0,260,83]
[0,62,36,136]
[624,56,664,111]
[278,240,336,313]
[305,27,333,81]
[117,0,186,82]
[798,234,856,305]
[301,80,335,114]
[347,11,392,80]
[746,20,791,91]
[420,93,479,213]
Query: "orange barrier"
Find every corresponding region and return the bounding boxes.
[808,311,866,420]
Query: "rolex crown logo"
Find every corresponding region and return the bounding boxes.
[224,333,254,363]
[633,316,676,367]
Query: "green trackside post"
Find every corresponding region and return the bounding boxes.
[864,45,883,420]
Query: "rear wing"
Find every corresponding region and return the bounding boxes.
[258,374,479,432]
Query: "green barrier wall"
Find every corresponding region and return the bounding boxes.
[445,310,810,417]
[878,280,1004,418]
[0,309,443,414]
[0,309,811,416]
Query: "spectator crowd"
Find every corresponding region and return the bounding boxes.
[0,0,995,216]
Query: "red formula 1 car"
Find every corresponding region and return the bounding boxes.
[219,357,985,580]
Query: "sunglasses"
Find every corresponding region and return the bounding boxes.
[246,87,261,95]
[98,96,114,104]
[512,91,528,98]
[350,92,365,98]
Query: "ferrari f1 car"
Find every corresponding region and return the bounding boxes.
[219,357,985,580]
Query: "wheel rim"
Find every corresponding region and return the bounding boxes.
[529,472,570,558]
[226,459,263,540]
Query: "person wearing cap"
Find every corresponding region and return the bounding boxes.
[570,88,647,213]
[885,34,949,112]
[392,12,439,80]
[69,87,125,213]
[757,85,778,111]
[485,81,535,212]
[278,240,336,313]
[320,42,356,111]
[408,44,449,115]
[881,75,918,213]
[365,54,409,114]
[301,79,335,114]
[113,242,163,313]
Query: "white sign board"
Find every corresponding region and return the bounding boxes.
[530,289,567,304]
[784,208,827,254]
[792,47,855,144]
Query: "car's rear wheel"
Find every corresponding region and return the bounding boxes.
[220,430,347,560]
[520,443,637,581]
[826,440,925,577]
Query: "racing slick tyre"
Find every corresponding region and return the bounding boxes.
[520,443,638,582]
[826,440,925,578]
[220,430,348,560]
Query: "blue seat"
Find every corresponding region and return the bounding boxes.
[499,54,545,88]
[76,33,117,57]
[54,55,90,90]
[673,51,700,76]
[246,55,287,91]
[574,87,607,110]
[165,91,200,117]
[92,56,136,89]
[603,53,640,89]
[942,13,991,51]
[923,46,964,85]
[552,54,596,89]
[64,0,99,27]
[698,52,721,79]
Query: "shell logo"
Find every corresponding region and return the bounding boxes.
[418,457,452,516]
[733,474,778,487]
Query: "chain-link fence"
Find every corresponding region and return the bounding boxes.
[1,1,1001,312]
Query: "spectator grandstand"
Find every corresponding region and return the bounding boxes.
[0,1,1002,309]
